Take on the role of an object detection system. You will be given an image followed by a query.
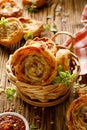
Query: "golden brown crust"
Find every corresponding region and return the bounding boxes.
[67,95,87,130]
[10,38,57,85]
[23,0,46,8]
[25,37,58,55]
[0,17,23,46]
[18,17,44,37]
[56,49,71,71]
[0,0,23,18]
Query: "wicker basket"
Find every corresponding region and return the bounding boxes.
[6,32,80,107]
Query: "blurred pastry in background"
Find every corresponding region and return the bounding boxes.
[0,0,23,18]
[23,0,46,8]
[0,17,23,46]
[18,17,44,40]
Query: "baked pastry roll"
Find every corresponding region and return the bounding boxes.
[67,95,87,130]
[0,17,23,46]
[10,37,58,85]
[25,37,58,55]
[56,49,71,71]
[0,0,23,18]
[23,0,46,8]
[18,17,44,38]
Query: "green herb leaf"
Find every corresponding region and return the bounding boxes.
[30,124,36,129]
[5,87,16,99]
[29,5,37,12]
[52,76,62,84]
[51,23,57,32]
[43,24,50,31]
[22,23,27,28]
[58,65,63,72]
[59,71,66,78]
[0,17,9,29]
[52,65,76,87]
[77,76,82,83]
[24,5,30,10]
[24,32,33,41]
[24,3,37,13]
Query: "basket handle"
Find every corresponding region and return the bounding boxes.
[51,31,74,52]
[70,52,80,74]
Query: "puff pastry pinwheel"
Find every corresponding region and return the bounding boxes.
[67,95,87,130]
[10,37,58,85]
[23,0,46,8]
[56,49,71,71]
[0,0,23,18]
[0,17,23,46]
[18,17,43,38]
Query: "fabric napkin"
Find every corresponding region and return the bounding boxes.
[81,4,87,24]
[64,4,87,75]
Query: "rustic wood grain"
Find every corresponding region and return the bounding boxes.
[0,0,87,130]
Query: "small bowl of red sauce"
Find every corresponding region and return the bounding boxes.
[0,112,29,130]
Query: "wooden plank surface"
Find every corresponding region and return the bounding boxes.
[0,0,87,130]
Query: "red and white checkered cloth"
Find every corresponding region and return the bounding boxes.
[64,4,87,75]
[81,4,87,24]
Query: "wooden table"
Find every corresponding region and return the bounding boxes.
[0,0,87,130]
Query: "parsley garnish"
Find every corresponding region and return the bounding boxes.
[43,24,50,31]
[5,87,16,99]
[52,65,76,87]
[30,124,36,129]
[0,17,9,29]
[51,22,57,33]
[24,1,37,13]
[22,23,27,28]
[24,32,33,41]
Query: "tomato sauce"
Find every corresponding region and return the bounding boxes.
[0,114,26,130]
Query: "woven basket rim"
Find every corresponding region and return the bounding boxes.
[16,87,71,107]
